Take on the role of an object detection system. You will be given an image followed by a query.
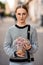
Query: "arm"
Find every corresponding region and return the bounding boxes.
[29,27,38,54]
[4,29,16,57]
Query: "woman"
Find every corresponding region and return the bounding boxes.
[4,4,38,65]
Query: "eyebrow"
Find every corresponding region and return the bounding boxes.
[19,13,25,14]
[17,13,26,15]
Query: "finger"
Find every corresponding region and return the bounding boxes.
[26,45,32,50]
[23,44,26,49]
[17,54,25,57]
[17,53,25,57]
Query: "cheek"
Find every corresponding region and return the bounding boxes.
[23,13,28,18]
[16,14,20,20]
[23,15,27,19]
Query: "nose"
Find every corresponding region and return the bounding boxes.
[20,14,23,18]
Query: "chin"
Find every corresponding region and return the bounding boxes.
[20,20,24,23]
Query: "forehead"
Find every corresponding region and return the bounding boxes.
[16,8,27,13]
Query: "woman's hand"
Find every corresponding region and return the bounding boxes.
[16,37,32,50]
[16,50,25,57]
[23,43,32,51]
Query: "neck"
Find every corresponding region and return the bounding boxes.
[16,21,26,26]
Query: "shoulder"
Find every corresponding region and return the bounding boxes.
[30,26,35,31]
[7,25,16,33]
[27,24,35,31]
[27,24,34,31]
[30,26,37,34]
[8,25,15,31]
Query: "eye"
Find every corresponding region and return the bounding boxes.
[18,13,21,15]
[23,13,26,15]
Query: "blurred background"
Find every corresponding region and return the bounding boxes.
[0,0,43,65]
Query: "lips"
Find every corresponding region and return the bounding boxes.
[21,19,23,20]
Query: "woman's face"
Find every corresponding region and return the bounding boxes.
[15,8,28,23]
